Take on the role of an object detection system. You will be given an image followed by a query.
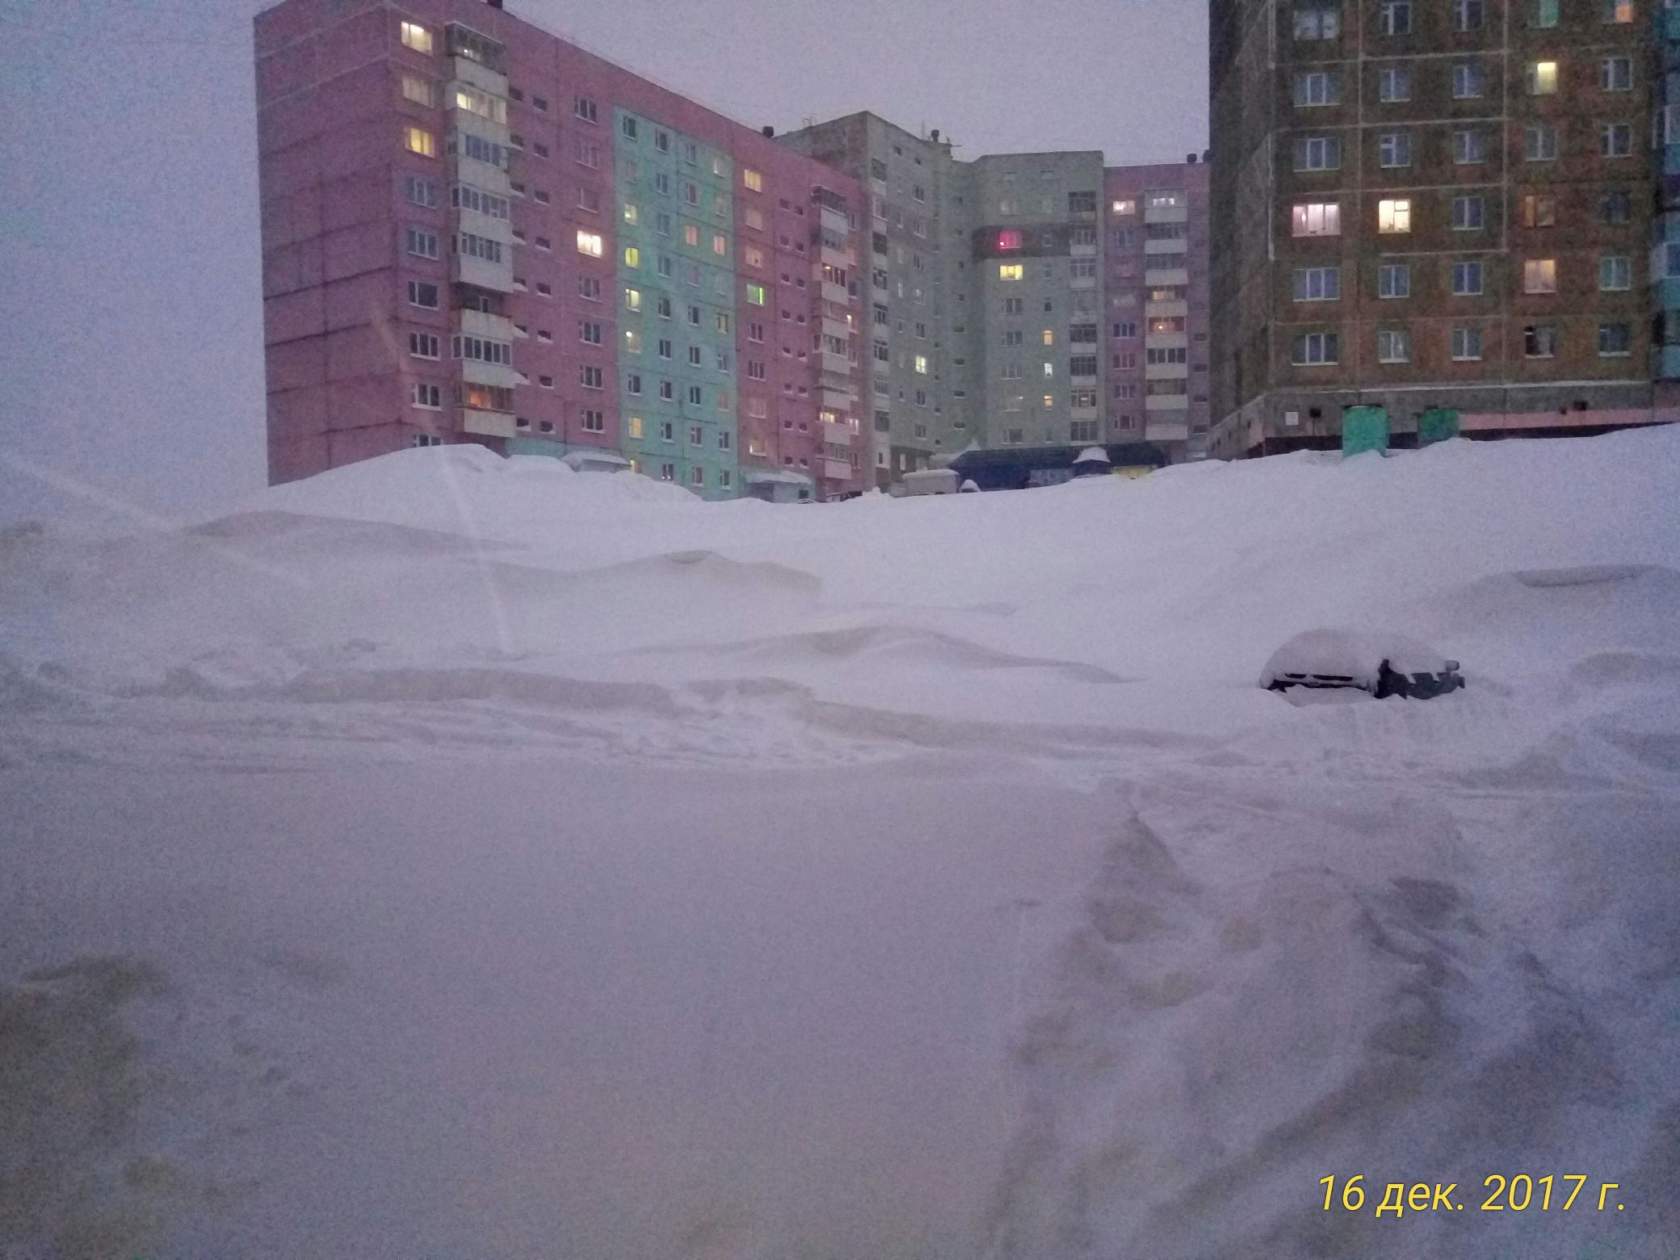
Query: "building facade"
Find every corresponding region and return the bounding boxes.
[255,0,868,498]
[1209,0,1668,458]
[782,115,1216,478]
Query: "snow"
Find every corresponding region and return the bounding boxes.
[4,429,1679,1258]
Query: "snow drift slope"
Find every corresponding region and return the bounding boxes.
[3,429,1679,1258]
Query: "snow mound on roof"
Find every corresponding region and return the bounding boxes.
[1260,628,1451,687]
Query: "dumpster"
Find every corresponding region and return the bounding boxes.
[1417,407,1460,447]
[1342,405,1389,457]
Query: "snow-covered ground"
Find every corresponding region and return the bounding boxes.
[3,430,1678,1258]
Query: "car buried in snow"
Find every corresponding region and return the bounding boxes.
[1260,630,1466,700]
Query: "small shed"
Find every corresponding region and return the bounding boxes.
[1071,446,1112,478]
[745,469,816,503]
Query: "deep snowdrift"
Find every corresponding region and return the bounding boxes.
[3,430,1678,1258]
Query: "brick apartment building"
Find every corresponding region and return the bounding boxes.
[1209,0,1674,457]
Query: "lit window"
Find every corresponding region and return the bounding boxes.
[1110,198,1136,215]
[746,283,766,306]
[684,224,700,247]
[998,229,1024,250]
[624,202,639,225]
[627,416,644,439]
[999,263,1024,281]
[625,286,642,311]
[914,355,928,374]
[1042,329,1055,345]
[1527,61,1558,95]
[404,126,436,158]
[576,231,604,258]
[1378,198,1411,233]
[623,245,641,268]
[399,20,432,54]
[1603,0,1632,23]
[713,233,727,256]
[1524,258,1557,293]
[743,168,763,192]
[1291,202,1340,236]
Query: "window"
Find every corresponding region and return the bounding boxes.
[1110,198,1137,216]
[1524,324,1558,358]
[1378,66,1412,102]
[1378,263,1410,299]
[1453,129,1487,165]
[1522,194,1557,228]
[1601,190,1632,225]
[408,332,439,359]
[454,85,507,125]
[407,280,439,309]
[1602,56,1632,92]
[1451,326,1483,360]
[712,233,727,257]
[1291,331,1339,365]
[1452,195,1485,231]
[1377,329,1410,363]
[1378,199,1411,233]
[574,95,597,123]
[1379,1,1411,35]
[1602,0,1632,22]
[1599,255,1632,291]
[1524,258,1557,293]
[580,365,604,389]
[1598,323,1632,356]
[1292,202,1341,236]
[1293,3,1340,39]
[623,245,641,269]
[452,335,511,366]
[1527,61,1558,95]
[579,320,603,345]
[399,20,432,54]
[452,184,510,219]
[411,383,441,409]
[576,230,604,257]
[1294,70,1340,106]
[1292,266,1341,301]
[1600,124,1632,158]
[999,263,1024,281]
[1452,62,1485,100]
[743,168,763,192]
[1378,132,1412,168]
[1451,260,1484,296]
[1533,0,1559,27]
[1524,124,1558,161]
[578,276,601,301]
[625,369,642,393]
[404,175,438,208]
[406,226,439,259]
[455,231,503,264]
[573,139,601,169]
[1294,136,1342,171]
[404,127,437,158]
[1452,0,1484,30]
[400,74,433,107]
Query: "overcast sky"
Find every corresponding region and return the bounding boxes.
[0,0,1208,526]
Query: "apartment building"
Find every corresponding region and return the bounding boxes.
[1104,161,1213,458]
[779,115,980,485]
[1209,0,1666,458]
[784,116,1215,476]
[254,0,867,498]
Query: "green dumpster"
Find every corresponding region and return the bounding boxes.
[1417,407,1460,447]
[1342,406,1389,457]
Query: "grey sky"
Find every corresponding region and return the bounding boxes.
[0,0,1208,526]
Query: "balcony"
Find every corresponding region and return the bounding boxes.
[821,421,852,447]
[821,457,852,481]
[1144,203,1188,226]
[1145,392,1190,411]
[820,316,851,343]
[819,350,851,377]
[1146,418,1190,442]
[461,407,518,439]
[1145,299,1189,319]
[820,244,856,271]
[454,309,515,341]
[819,205,849,236]
[822,280,851,306]
[820,383,856,409]
[1145,237,1188,256]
